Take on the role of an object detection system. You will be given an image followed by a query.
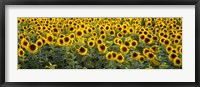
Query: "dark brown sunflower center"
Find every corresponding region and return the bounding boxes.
[147,35,152,38]
[54,29,58,32]
[118,34,122,37]
[152,47,156,51]
[176,59,180,64]
[167,47,172,51]
[77,31,82,36]
[60,39,64,44]
[145,50,149,54]
[80,47,85,53]
[165,40,169,45]
[20,51,23,55]
[70,27,74,31]
[130,29,133,32]
[42,39,45,43]
[118,40,122,44]
[20,36,23,39]
[101,35,105,39]
[110,31,114,34]
[100,31,104,34]
[88,29,91,32]
[132,42,136,46]
[123,30,127,33]
[106,27,109,30]
[81,25,84,28]
[153,37,157,40]
[132,53,138,57]
[30,45,36,51]
[98,40,102,44]
[122,47,127,52]
[140,35,145,39]
[140,57,144,61]
[148,53,154,58]
[145,38,150,43]
[177,36,181,39]
[125,42,129,46]
[70,35,74,38]
[175,40,178,43]
[118,56,123,60]
[37,42,42,46]
[89,42,93,46]
[48,36,53,41]
[23,41,28,46]
[108,54,111,59]
[160,33,164,36]
[171,54,177,58]
[112,53,116,57]
[64,37,69,42]
[100,45,105,50]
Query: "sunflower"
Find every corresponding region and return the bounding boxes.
[51,28,60,34]
[120,44,129,54]
[41,37,47,45]
[97,44,107,53]
[69,33,75,40]
[18,34,24,40]
[77,46,88,56]
[76,29,84,39]
[173,57,182,67]
[163,38,171,46]
[117,32,123,38]
[146,52,156,60]
[111,51,117,60]
[46,33,54,45]
[144,37,152,45]
[114,38,119,45]
[131,51,140,60]
[150,45,159,54]
[99,30,105,35]
[36,39,43,48]
[21,38,29,49]
[100,34,106,40]
[139,34,146,41]
[27,44,38,54]
[173,38,180,45]
[159,37,165,44]
[131,40,138,48]
[166,45,173,54]
[59,34,65,38]
[137,55,145,63]
[122,29,128,35]
[87,40,95,48]
[18,48,25,57]
[124,41,131,47]
[64,36,70,45]
[56,38,65,46]
[168,53,178,61]
[152,35,158,42]
[106,52,113,60]
[116,53,124,63]
[117,38,122,45]
[96,39,103,45]
[143,48,150,56]
[171,49,178,54]
[109,30,115,36]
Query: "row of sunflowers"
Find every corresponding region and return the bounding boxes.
[18,17,182,69]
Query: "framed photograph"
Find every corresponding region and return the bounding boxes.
[0,0,199,87]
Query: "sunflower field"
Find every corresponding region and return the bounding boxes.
[18,18,182,69]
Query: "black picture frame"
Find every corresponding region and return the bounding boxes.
[0,0,199,87]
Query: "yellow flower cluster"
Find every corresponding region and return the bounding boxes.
[18,17,182,69]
